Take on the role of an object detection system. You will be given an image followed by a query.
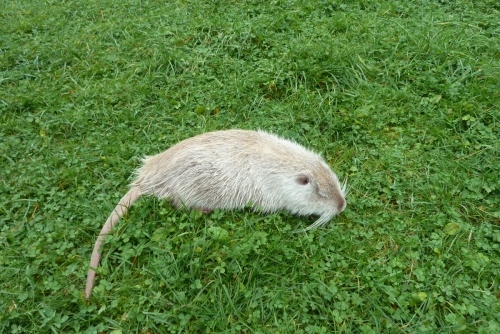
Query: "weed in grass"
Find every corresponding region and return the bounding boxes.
[1,0,499,333]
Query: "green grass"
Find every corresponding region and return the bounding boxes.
[1,0,499,332]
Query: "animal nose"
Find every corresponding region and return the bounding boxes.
[337,197,346,213]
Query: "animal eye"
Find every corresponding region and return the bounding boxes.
[296,175,309,185]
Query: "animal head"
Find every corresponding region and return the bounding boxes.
[279,160,347,230]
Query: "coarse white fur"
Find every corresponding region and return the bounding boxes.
[85,129,347,299]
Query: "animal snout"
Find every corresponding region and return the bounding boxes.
[337,197,347,213]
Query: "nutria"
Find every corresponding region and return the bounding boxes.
[85,129,347,299]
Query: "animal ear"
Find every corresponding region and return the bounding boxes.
[296,174,310,185]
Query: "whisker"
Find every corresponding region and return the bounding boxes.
[341,176,350,197]
[291,214,333,233]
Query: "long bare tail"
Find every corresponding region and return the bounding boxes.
[85,187,142,300]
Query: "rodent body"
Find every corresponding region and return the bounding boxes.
[85,129,347,299]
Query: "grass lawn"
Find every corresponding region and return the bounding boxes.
[1,0,499,332]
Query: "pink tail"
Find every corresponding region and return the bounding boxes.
[85,187,142,300]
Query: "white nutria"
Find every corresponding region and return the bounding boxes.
[85,129,347,299]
